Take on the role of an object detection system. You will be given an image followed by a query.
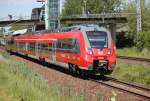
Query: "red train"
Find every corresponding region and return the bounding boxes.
[6,25,116,77]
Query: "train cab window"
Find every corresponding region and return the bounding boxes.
[73,39,80,53]
[86,31,108,49]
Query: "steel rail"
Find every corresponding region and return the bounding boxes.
[117,56,150,62]
[108,77,150,92]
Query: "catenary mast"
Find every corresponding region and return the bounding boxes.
[136,0,142,32]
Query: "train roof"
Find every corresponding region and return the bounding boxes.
[13,29,28,35]
[57,24,109,32]
[13,24,109,37]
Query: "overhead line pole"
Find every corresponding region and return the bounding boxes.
[45,0,50,30]
[136,0,142,33]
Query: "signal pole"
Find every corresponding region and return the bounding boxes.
[136,0,142,33]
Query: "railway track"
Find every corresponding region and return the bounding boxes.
[117,56,150,63]
[89,77,150,99]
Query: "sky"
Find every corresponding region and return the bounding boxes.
[0,0,43,18]
[0,0,65,20]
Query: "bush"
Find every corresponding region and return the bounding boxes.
[112,62,150,86]
[136,32,150,51]
[116,32,134,48]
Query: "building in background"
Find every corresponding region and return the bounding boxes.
[37,0,65,30]
[45,0,60,30]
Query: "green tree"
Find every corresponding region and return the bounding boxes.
[141,5,150,32]
[62,0,82,16]
[123,0,150,33]
[123,0,150,50]
[62,0,121,16]
[123,2,136,35]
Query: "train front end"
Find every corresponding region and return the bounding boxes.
[80,25,116,75]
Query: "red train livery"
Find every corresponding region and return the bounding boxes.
[6,25,116,76]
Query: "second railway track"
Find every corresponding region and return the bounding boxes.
[89,77,150,99]
[117,56,150,63]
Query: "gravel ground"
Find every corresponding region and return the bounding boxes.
[7,54,150,101]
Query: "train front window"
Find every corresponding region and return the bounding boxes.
[86,31,108,49]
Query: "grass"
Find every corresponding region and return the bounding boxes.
[117,47,150,59]
[112,62,150,86]
[0,51,86,101]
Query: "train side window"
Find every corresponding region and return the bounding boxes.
[40,43,49,53]
[37,43,41,50]
[29,43,35,51]
[56,39,62,49]
[49,43,52,52]
[37,43,42,52]
[56,38,79,53]
[14,42,17,49]
[37,43,52,53]
[61,39,74,51]
[73,39,80,53]
[42,44,49,50]
[27,43,30,51]
[18,42,26,50]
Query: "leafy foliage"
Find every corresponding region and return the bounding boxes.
[116,32,134,48]
[136,32,150,51]
[62,0,82,16]
[117,47,150,59]
[122,1,150,51]
[112,62,150,86]
[62,0,121,16]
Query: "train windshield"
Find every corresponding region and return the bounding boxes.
[86,31,108,49]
